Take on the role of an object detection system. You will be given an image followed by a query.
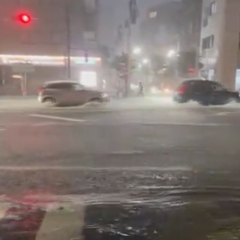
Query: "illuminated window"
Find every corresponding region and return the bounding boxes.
[209,2,217,16]
[80,71,97,87]
[149,11,157,19]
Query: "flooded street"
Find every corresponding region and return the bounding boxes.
[1,104,240,239]
[0,169,240,239]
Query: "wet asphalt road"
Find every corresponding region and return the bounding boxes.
[0,101,240,192]
[1,101,240,239]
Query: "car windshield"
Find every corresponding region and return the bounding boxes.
[1,0,240,239]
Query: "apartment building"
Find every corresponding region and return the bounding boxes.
[179,0,202,53]
[139,1,182,55]
[200,0,240,90]
[139,0,202,78]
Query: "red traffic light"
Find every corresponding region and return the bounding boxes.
[18,13,31,24]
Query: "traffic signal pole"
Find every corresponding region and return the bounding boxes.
[66,3,71,79]
[126,21,131,97]
[125,0,138,97]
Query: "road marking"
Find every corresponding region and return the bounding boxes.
[111,150,144,155]
[36,206,84,240]
[0,166,192,171]
[30,114,86,123]
[216,112,230,116]
[216,111,240,116]
[0,202,11,219]
[32,122,69,127]
[0,128,5,132]
[142,122,227,126]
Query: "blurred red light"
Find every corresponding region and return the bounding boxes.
[18,13,31,24]
[178,84,187,94]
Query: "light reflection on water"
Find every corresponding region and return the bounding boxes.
[0,169,239,239]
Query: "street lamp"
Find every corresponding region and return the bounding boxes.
[167,49,176,58]
[142,58,149,64]
[133,47,142,55]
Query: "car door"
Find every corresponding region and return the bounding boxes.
[210,82,228,104]
[72,84,89,105]
[190,81,208,102]
[191,81,215,104]
[57,83,79,105]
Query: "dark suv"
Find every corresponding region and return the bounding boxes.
[173,79,240,106]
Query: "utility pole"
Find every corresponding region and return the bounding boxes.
[66,2,71,79]
[126,20,131,97]
[125,0,138,97]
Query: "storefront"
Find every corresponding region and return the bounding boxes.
[0,55,102,95]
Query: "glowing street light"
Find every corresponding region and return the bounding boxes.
[133,47,142,55]
[142,58,149,64]
[167,49,176,58]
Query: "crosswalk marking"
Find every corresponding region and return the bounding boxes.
[0,199,86,240]
[36,206,85,240]
[0,202,11,218]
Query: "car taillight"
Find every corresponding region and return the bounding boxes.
[178,84,187,94]
[38,87,44,94]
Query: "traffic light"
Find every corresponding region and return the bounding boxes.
[17,13,31,24]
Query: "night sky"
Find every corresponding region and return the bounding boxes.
[98,0,170,47]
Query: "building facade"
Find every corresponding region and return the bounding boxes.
[179,0,202,53]
[139,1,182,55]
[0,0,100,95]
[200,0,240,90]
[141,0,202,77]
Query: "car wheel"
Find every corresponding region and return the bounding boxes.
[89,98,103,103]
[199,101,209,106]
[85,98,104,107]
[43,97,57,107]
[176,98,188,103]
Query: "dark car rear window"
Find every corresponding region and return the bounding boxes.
[180,80,209,92]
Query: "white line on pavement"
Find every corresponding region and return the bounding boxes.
[142,122,228,126]
[0,166,192,171]
[30,114,86,123]
[216,112,230,116]
[0,202,11,219]
[32,122,69,127]
[36,206,85,240]
[0,128,5,132]
[112,150,144,155]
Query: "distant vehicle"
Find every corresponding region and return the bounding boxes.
[173,79,240,106]
[150,86,173,95]
[38,81,109,106]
